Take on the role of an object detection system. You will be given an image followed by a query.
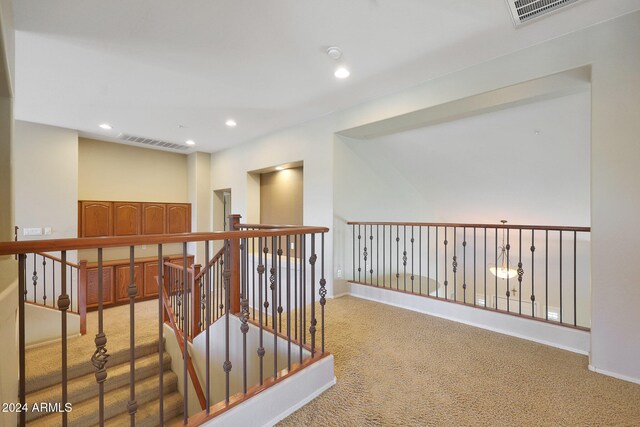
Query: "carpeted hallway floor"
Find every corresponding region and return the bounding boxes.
[279,296,640,426]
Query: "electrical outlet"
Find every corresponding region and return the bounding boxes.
[337,268,343,279]
[290,242,294,250]
[44,227,52,235]
[23,228,42,236]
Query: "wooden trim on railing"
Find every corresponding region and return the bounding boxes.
[186,352,331,426]
[235,223,308,230]
[36,252,80,268]
[163,260,194,274]
[194,246,225,282]
[162,287,207,410]
[0,227,330,256]
[346,221,590,232]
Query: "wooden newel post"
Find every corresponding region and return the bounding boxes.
[163,256,171,323]
[229,214,242,314]
[78,260,88,335]
[191,264,202,339]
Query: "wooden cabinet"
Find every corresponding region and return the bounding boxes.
[83,254,194,311]
[78,200,191,237]
[167,204,191,233]
[113,202,142,236]
[86,266,114,309]
[115,264,144,302]
[142,203,166,235]
[80,201,113,237]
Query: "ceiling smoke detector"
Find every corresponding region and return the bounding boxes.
[326,47,342,60]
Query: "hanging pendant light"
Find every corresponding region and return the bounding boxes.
[489,220,518,279]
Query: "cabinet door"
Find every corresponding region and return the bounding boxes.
[115,264,144,302]
[142,203,166,235]
[167,204,191,233]
[80,201,112,237]
[143,262,160,297]
[113,202,141,236]
[86,267,114,309]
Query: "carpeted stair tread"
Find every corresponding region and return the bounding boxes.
[25,337,160,394]
[27,370,178,427]
[26,351,171,423]
[102,392,184,427]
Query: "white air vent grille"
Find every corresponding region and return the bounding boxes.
[118,134,189,151]
[506,0,583,26]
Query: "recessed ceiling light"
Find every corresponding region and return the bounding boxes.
[99,123,112,130]
[275,166,285,171]
[225,119,237,127]
[185,140,195,146]
[334,67,350,79]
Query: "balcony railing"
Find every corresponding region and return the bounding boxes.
[348,221,591,330]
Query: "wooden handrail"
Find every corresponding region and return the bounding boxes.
[162,287,207,410]
[347,221,590,232]
[0,226,329,255]
[163,261,194,274]
[36,252,80,269]
[194,246,225,282]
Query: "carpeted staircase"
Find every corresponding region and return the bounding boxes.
[24,337,183,427]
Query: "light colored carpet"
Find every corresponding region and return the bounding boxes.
[279,296,640,427]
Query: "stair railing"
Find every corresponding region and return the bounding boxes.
[0,214,329,426]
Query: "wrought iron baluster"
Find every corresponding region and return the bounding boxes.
[411,226,415,293]
[545,230,549,320]
[427,226,430,296]
[435,227,438,298]
[59,250,69,426]
[363,226,367,285]
[369,226,374,285]
[495,228,498,310]
[444,227,448,300]
[240,238,249,394]
[419,226,422,295]
[358,224,361,282]
[253,237,256,321]
[257,237,265,385]
[19,254,27,427]
[157,245,164,425]
[224,240,232,403]
[396,225,400,290]
[531,231,536,318]
[484,228,487,307]
[453,227,457,301]
[376,225,379,287]
[403,225,407,291]
[382,225,386,288]
[272,236,278,378]
[310,234,317,358]
[559,230,563,324]
[506,229,511,312]
[320,233,327,354]
[463,228,467,304]
[300,235,305,362]
[32,254,38,304]
[128,246,138,425]
[70,264,74,311]
[352,224,355,281]
[294,235,298,341]
[518,229,523,315]
[278,236,283,333]
[286,235,292,370]
[263,245,270,329]
[204,242,211,411]
[182,244,188,423]
[574,231,577,326]
[302,234,307,344]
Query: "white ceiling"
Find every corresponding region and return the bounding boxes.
[12,0,640,153]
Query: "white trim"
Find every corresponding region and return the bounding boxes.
[25,332,82,350]
[328,292,349,299]
[348,282,590,355]
[588,365,640,385]
[261,376,336,427]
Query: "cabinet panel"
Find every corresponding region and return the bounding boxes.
[81,201,112,237]
[113,202,141,236]
[115,264,144,302]
[142,203,166,235]
[143,262,160,297]
[167,204,191,234]
[86,267,114,309]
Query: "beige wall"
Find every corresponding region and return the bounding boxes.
[260,167,303,226]
[78,137,189,202]
[187,151,211,264]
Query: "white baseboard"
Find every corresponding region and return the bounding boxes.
[348,282,590,355]
[262,376,336,427]
[328,292,349,299]
[588,365,640,385]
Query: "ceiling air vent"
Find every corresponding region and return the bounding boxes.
[118,134,189,151]
[506,0,584,27]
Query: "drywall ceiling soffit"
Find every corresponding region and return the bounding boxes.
[12,1,639,152]
[336,66,591,140]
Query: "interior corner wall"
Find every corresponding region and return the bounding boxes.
[210,118,334,296]
[14,121,79,246]
[187,151,211,265]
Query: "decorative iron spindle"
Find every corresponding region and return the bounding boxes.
[92,248,109,426]
[257,237,265,385]
[396,225,400,290]
[484,228,487,307]
[463,228,467,304]
[240,238,249,394]
[358,225,361,282]
[411,226,415,293]
[286,235,292,370]
[278,237,283,333]
[263,245,270,329]
[128,246,138,425]
[224,240,232,403]
[435,227,438,298]
[157,245,164,425]
[18,254,26,427]
[559,230,563,323]
[531,231,536,318]
[419,227,422,294]
[376,225,379,287]
[320,233,327,354]
[545,230,549,320]
[58,250,69,426]
[518,229,524,315]
[32,255,37,304]
[403,225,407,291]
[574,231,577,326]
[310,234,317,358]
[453,227,457,301]
[182,244,188,423]
[444,227,448,300]
[506,229,511,312]
[369,228,374,284]
[272,236,278,378]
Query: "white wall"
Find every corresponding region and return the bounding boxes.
[188,151,212,265]
[213,11,640,383]
[14,121,78,241]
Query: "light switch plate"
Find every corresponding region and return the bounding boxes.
[23,227,42,236]
[44,227,52,235]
